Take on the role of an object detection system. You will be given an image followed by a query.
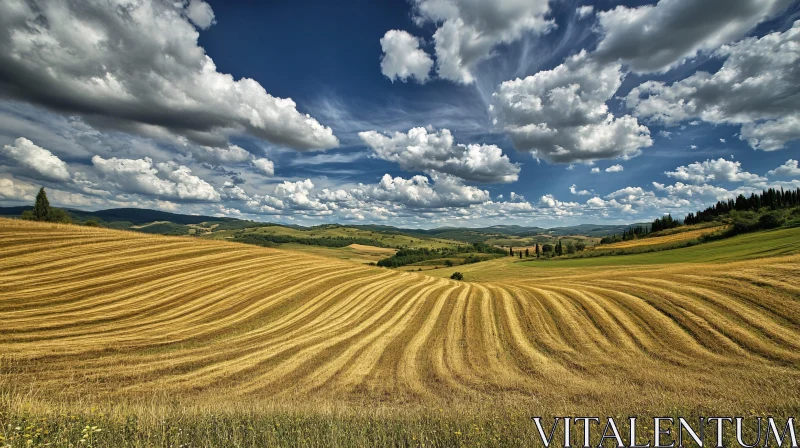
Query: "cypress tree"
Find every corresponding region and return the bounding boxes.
[525,248,529,257]
[33,187,51,221]
[535,243,540,258]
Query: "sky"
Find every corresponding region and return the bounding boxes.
[0,0,799,228]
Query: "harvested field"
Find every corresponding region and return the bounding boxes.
[1,218,799,416]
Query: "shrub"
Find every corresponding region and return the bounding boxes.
[759,211,785,229]
[450,272,464,281]
[48,208,72,224]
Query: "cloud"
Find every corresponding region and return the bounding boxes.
[664,158,766,184]
[569,184,591,195]
[539,194,579,209]
[380,30,434,83]
[91,155,220,201]
[242,173,493,219]
[251,157,275,176]
[354,173,490,209]
[290,152,366,166]
[626,22,800,150]
[576,6,594,19]
[185,0,216,30]
[492,51,652,164]
[591,167,600,174]
[0,0,338,151]
[1,137,70,181]
[0,176,35,202]
[653,181,744,201]
[411,0,554,84]
[358,127,520,183]
[606,164,624,173]
[273,179,331,212]
[192,145,252,165]
[740,115,800,151]
[593,0,793,73]
[768,159,800,177]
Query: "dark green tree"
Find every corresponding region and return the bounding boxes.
[535,243,540,258]
[33,187,51,221]
[509,246,513,256]
[525,248,529,257]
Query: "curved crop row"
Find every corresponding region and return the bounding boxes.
[1,219,799,411]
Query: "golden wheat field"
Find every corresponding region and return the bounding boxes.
[1,218,800,418]
[595,226,728,249]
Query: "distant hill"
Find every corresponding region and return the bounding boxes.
[0,206,227,225]
[0,206,643,239]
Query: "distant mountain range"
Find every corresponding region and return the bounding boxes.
[0,206,644,238]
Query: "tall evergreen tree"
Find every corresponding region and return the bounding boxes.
[535,243,540,259]
[525,248,529,257]
[33,187,51,221]
[509,247,513,256]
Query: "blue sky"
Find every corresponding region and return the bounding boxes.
[0,0,799,227]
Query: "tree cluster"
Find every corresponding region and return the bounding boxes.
[21,188,71,224]
[600,225,650,244]
[650,214,680,233]
[377,243,504,268]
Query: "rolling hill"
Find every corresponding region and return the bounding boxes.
[2,217,799,416]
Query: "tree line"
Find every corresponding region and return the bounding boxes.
[509,240,587,258]
[600,225,652,244]
[233,233,391,249]
[684,188,800,225]
[601,187,800,245]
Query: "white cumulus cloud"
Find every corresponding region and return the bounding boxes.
[0,0,338,150]
[412,0,554,84]
[185,0,216,30]
[380,30,434,83]
[1,137,70,181]
[768,159,800,177]
[92,155,220,201]
[492,51,652,164]
[251,157,275,177]
[664,158,766,184]
[358,127,520,183]
[626,22,800,151]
